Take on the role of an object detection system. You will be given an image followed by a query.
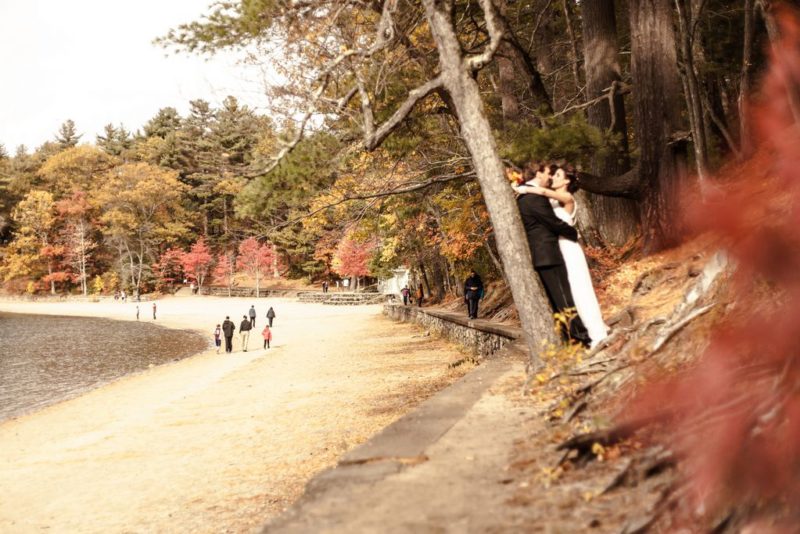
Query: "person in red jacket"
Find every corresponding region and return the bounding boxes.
[261,325,273,349]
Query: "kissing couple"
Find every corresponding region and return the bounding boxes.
[510,162,608,349]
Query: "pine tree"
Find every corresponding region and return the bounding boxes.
[55,119,82,149]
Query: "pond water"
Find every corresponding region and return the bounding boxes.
[0,312,208,421]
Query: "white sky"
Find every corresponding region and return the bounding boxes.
[0,0,272,152]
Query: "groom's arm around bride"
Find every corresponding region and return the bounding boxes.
[517,193,591,347]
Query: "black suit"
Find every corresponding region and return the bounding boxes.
[517,193,591,346]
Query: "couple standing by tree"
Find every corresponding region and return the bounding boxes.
[510,163,608,349]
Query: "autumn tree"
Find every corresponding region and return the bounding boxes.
[94,163,188,291]
[181,238,214,289]
[38,145,119,198]
[153,247,185,292]
[56,191,96,295]
[333,233,374,290]
[2,191,56,292]
[212,251,237,296]
[236,237,275,296]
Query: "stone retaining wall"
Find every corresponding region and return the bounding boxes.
[384,303,522,357]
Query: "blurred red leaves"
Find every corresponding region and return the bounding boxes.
[621,5,800,520]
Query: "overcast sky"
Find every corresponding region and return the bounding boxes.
[0,0,269,152]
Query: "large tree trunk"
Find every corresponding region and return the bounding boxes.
[422,0,561,366]
[580,0,640,246]
[629,0,688,250]
[496,49,521,123]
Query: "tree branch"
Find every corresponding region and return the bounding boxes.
[577,166,643,199]
[466,0,504,71]
[361,75,445,150]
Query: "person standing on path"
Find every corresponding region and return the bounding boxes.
[152,302,157,320]
[266,306,276,327]
[136,305,139,321]
[401,285,411,306]
[248,305,256,328]
[222,317,235,353]
[416,285,424,307]
[214,324,222,354]
[261,325,272,349]
[463,270,484,320]
[239,315,252,352]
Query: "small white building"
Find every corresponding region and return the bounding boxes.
[378,268,410,296]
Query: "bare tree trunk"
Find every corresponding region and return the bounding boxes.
[739,0,756,156]
[630,0,688,250]
[759,0,800,124]
[580,0,640,246]
[497,50,521,122]
[422,0,561,365]
[563,0,583,92]
[675,0,710,187]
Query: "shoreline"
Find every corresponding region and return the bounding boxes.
[0,296,472,533]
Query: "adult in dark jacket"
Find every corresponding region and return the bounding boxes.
[248,305,256,327]
[266,306,276,327]
[239,315,252,352]
[463,270,484,319]
[517,184,591,346]
[221,316,236,353]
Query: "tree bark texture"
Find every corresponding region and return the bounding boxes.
[739,0,756,156]
[629,0,688,250]
[675,0,710,186]
[579,0,640,246]
[422,0,561,365]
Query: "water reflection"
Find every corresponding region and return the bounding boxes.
[0,312,208,421]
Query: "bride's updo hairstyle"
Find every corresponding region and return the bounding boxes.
[564,164,581,194]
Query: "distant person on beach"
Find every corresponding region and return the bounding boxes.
[401,285,411,306]
[248,305,256,327]
[222,316,235,353]
[266,306,276,327]
[152,302,157,320]
[239,315,252,352]
[261,325,272,349]
[464,270,484,320]
[214,324,222,354]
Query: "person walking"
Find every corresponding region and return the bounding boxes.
[152,302,157,320]
[266,306,276,327]
[135,305,139,321]
[248,305,257,328]
[239,315,252,352]
[214,324,222,354]
[261,324,273,349]
[222,316,235,353]
[416,285,424,307]
[464,270,484,320]
[401,285,411,306]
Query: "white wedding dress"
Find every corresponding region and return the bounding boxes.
[551,199,609,347]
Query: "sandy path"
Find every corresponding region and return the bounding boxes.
[0,297,470,533]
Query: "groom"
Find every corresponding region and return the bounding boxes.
[517,166,591,347]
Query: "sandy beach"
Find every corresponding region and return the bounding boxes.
[0,296,471,533]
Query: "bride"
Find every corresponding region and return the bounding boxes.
[515,165,609,348]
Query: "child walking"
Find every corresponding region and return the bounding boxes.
[214,324,222,354]
[261,325,272,349]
